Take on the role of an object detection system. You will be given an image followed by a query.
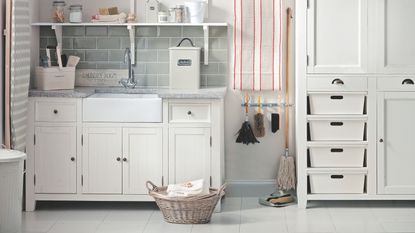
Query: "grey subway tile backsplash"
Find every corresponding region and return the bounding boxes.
[86,26,108,36]
[39,25,228,88]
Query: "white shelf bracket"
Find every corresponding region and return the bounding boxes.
[127,25,136,65]
[51,25,62,51]
[203,25,209,65]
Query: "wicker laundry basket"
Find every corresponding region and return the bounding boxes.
[146,181,226,224]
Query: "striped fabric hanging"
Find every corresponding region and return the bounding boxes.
[233,0,283,91]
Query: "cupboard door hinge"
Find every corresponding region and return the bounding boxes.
[209,176,212,187]
[210,136,212,147]
[162,176,164,186]
[81,175,83,186]
[33,134,36,145]
[34,174,36,185]
[3,29,7,36]
[307,0,310,9]
[81,135,83,146]
[306,55,310,66]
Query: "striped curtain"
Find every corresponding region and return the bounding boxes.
[233,0,283,91]
[9,0,31,151]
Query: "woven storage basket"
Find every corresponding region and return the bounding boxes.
[146,181,226,224]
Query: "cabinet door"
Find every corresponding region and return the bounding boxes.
[378,92,415,194]
[82,127,122,194]
[122,128,163,195]
[307,0,368,73]
[34,126,76,194]
[375,0,415,73]
[169,128,211,184]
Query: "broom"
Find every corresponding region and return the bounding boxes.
[277,7,296,192]
[236,94,260,145]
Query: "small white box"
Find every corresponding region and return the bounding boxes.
[309,118,366,141]
[35,67,75,91]
[169,46,201,90]
[309,93,366,114]
[309,170,366,194]
[309,145,366,167]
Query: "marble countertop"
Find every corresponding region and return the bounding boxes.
[29,87,227,99]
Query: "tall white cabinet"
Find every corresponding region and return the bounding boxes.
[297,0,415,208]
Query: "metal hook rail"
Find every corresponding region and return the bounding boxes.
[240,103,294,108]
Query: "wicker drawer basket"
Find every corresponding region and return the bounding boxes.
[146,181,226,224]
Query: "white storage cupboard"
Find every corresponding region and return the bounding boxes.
[25,97,224,211]
[297,0,415,208]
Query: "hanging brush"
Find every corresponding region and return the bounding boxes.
[254,96,265,138]
[236,93,260,145]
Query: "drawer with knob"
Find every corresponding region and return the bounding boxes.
[377,77,415,91]
[35,101,77,122]
[307,76,368,91]
[169,103,211,123]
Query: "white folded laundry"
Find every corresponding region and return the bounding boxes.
[91,12,127,23]
[167,179,206,197]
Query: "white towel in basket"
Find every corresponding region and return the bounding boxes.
[167,179,206,197]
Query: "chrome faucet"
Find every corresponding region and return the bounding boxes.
[119,48,137,89]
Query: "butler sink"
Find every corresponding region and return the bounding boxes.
[83,93,162,122]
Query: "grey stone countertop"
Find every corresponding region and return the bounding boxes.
[29,87,227,99]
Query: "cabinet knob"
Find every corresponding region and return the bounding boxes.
[379,139,384,143]
[123,158,128,162]
[70,157,75,162]
[402,79,414,85]
[53,109,58,114]
[116,157,121,161]
[331,78,344,85]
[187,111,192,116]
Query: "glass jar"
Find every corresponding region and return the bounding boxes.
[169,8,176,23]
[174,5,185,23]
[69,4,82,23]
[158,11,169,23]
[52,1,66,23]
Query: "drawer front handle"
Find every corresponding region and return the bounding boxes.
[330,96,344,100]
[331,175,344,179]
[123,158,128,162]
[331,148,344,153]
[330,122,344,126]
[332,78,344,85]
[116,157,121,162]
[53,109,58,114]
[402,79,414,85]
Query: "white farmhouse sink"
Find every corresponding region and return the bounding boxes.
[83,93,162,122]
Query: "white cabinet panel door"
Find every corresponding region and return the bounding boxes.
[122,128,163,195]
[378,92,415,194]
[375,0,415,73]
[169,128,211,184]
[307,0,368,73]
[34,126,76,194]
[82,127,122,194]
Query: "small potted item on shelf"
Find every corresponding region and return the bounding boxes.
[145,0,160,23]
[52,1,66,23]
[69,4,83,23]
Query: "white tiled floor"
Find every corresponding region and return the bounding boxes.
[22,198,415,233]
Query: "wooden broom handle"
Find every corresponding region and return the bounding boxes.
[285,8,292,150]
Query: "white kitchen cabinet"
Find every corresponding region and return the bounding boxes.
[34,126,77,194]
[375,0,415,73]
[169,127,211,185]
[307,0,368,73]
[122,128,163,195]
[82,127,123,194]
[377,92,415,194]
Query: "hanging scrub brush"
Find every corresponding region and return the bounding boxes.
[236,94,260,145]
[254,96,265,138]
